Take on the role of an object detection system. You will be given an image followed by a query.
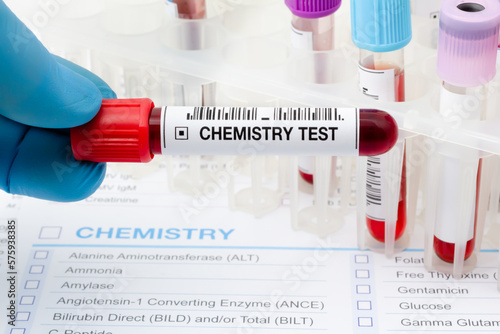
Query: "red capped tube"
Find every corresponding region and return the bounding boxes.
[71,99,398,162]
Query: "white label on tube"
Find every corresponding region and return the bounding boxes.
[290,24,314,50]
[160,107,359,156]
[365,155,385,221]
[434,155,475,244]
[435,85,480,244]
[358,64,396,102]
[165,0,179,18]
[439,85,482,121]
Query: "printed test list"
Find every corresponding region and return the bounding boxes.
[4,165,500,334]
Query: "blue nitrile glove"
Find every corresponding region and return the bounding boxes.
[0,1,116,202]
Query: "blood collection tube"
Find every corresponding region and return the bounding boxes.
[165,0,209,55]
[285,0,342,183]
[351,0,412,242]
[165,0,214,106]
[285,0,340,52]
[70,99,398,162]
[433,0,500,263]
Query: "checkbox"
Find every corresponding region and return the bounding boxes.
[356,285,371,294]
[355,269,370,279]
[358,317,373,327]
[355,255,369,264]
[357,301,372,310]
[39,226,62,239]
[24,280,40,289]
[34,251,49,259]
[175,127,189,140]
[10,329,26,334]
[19,296,35,305]
[29,265,44,274]
[16,312,30,321]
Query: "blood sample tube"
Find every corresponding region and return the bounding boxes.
[165,0,209,54]
[285,0,339,53]
[433,0,500,263]
[165,0,215,116]
[285,0,342,184]
[351,0,412,243]
[70,99,398,162]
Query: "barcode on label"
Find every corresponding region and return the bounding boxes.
[274,108,342,121]
[187,107,258,121]
[366,156,382,208]
[185,107,345,121]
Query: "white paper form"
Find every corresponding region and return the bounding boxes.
[3,161,500,334]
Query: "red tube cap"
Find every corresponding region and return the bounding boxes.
[71,99,155,163]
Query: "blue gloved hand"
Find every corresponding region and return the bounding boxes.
[0,1,116,202]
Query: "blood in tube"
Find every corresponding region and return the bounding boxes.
[366,151,407,242]
[360,59,407,243]
[70,99,399,163]
[351,0,412,244]
[432,0,500,263]
[172,0,206,19]
[433,158,482,263]
[285,0,341,184]
[433,238,475,263]
[362,62,406,103]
